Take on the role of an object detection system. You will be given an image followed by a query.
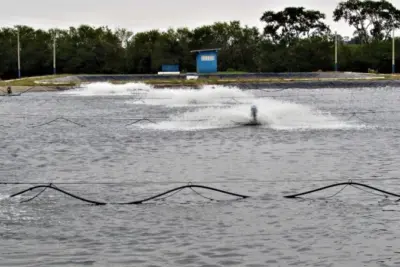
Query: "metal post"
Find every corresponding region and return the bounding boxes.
[17,31,21,78]
[335,31,338,72]
[393,28,395,74]
[53,37,56,75]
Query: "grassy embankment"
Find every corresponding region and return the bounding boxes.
[0,72,399,92]
[111,72,396,87]
[134,73,397,88]
[0,74,76,93]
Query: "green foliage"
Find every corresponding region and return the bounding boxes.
[333,0,400,43]
[1,2,400,79]
[260,7,330,45]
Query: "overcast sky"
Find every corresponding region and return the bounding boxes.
[1,0,400,37]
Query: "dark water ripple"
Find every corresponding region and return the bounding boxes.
[1,88,400,266]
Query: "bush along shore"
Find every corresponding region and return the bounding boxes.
[1,0,400,80]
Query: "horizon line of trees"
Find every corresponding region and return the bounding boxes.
[1,0,400,79]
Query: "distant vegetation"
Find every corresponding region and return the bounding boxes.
[0,0,400,79]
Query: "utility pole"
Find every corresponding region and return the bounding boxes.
[393,28,395,74]
[335,31,338,72]
[53,37,56,75]
[17,30,21,78]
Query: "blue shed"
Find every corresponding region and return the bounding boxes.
[161,64,179,72]
[190,48,220,73]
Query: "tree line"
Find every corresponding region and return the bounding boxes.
[1,0,400,79]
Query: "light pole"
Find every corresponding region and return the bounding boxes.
[17,30,21,78]
[334,31,338,72]
[392,28,395,74]
[53,36,56,75]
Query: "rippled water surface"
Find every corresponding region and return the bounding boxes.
[1,83,400,266]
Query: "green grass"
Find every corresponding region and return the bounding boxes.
[216,71,249,74]
[99,76,398,87]
[0,74,78,87]
[380,73,400,79]
[138,76,392,86]
[1,72,399,88]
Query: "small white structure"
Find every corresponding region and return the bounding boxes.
[157,71,180,75]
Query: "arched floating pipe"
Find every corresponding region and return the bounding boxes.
[9,184,249,205]
[10,185,106,205]
[284,181,400,199]
[111,184,248,204]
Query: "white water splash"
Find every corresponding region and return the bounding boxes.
[60,82,153,96]
[60,82,364,131]
[130,86,363,131]
[129,85,252,107]
[0,194,10,202]
[140,104,359,131]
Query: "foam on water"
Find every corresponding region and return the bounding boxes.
[60,82,152,96]
[129,85,364,131]
[59,82,365,131]
[139,101,360,131]
[130,85,251,107]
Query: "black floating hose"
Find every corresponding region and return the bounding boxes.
[112,185,249,205]
[9,184,249,205]
[284,181,400,199]
[20,184,51,203]
[10,185,106,205]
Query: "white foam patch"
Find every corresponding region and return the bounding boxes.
[60,82,153,96]
[0,194,9,202]
[60,83,366,131]
[130,85,252,107]
[135,95,364,131]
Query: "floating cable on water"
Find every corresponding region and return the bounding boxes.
[10,184,105,205]
[0,108,398,128]
[351,183,388,198]
[5,112,368,130]
[20,183,52,203]
[345,112,372,124]
[9,184,250,205]
[6,181,400,206]
[30,117,86,128]
[284,181,400,199]
[322,184,349,199]
[188,184,215,201]
[125,118,156,126]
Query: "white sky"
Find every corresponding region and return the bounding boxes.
[0,0,399,37]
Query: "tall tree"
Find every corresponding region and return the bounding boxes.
[126,30,161,73]
[14,25,53,77]
[333,0,400,43]
[175,27,195,72]
[260,7,330,45]
[1,11,400,79]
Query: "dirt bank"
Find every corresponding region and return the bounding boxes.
[0,85,74,94]
[150,79,400,89]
